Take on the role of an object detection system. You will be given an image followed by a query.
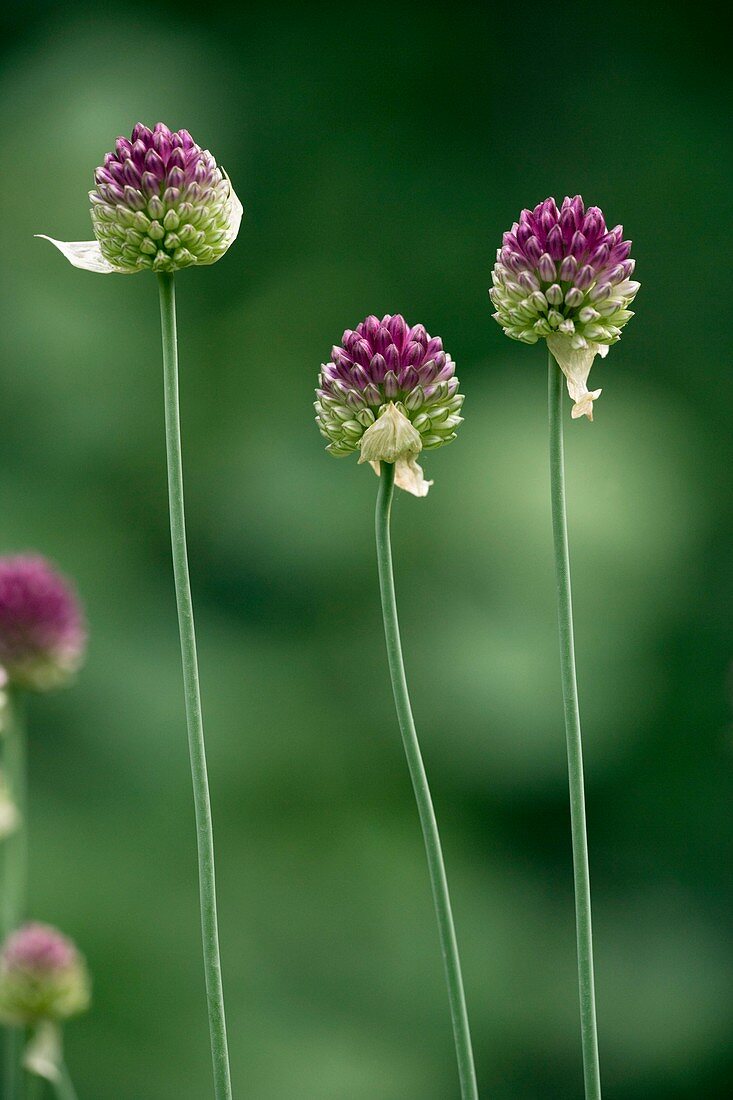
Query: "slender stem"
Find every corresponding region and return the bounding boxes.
[3,691,28,1100]
[26,1069,44,1100]
[547,352,602,1100]
[26,1064,44,1100]
[3,1029,23,1100]
[157,273,232,1100]
[375,463,478,1100]
[50,1062,79,1100]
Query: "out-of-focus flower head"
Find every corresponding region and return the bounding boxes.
[315,314,464,496]
[490,196,639,419]
[0,556,86,692]
[39,122,242,274]
[0,923,90,1026]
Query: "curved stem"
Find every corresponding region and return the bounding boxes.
[157,273,232,1100]
[548,352,602,1100]
[3,690,28,1100]
[375,463,479,1100]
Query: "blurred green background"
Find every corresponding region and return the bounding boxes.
[1,2,732,1097]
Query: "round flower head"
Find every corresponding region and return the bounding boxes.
[0,923,90,1026]
[315,314,464,496]
[491,196,639,419]
[0,556,86,692]
[39,122,242,274]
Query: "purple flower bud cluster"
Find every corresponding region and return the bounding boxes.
[315,314,464,457]
[0,555,86,692]
[2,923,76,973]
[490,196,639,350]
[0,923,90,1025]
[90,122,237,272]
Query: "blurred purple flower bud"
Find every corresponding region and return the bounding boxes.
[0,556,86,692]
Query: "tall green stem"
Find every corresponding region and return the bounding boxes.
[157,273,232,1100]
[375,463,478,1100]
[548,353,602,1100]
[3,690,28,1100]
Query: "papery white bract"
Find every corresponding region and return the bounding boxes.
[547,335,609,421]
[35,237,130,274]
[358,402,433,498]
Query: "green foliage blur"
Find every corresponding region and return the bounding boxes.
[1,2,731,1096]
